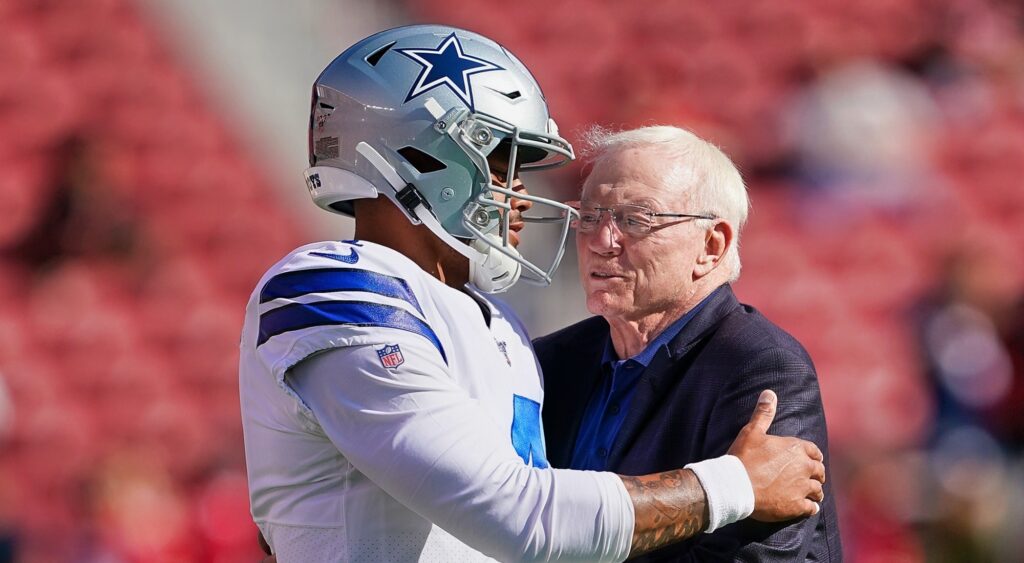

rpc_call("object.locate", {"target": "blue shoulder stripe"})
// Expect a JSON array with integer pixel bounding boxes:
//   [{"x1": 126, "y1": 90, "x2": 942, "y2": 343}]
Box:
[
  {"x1": 260, "y1": 268, "x2": 422, "y2": 314},
  {"x1": 257, "y1": 300, "x2": 447, "y2": 363}
]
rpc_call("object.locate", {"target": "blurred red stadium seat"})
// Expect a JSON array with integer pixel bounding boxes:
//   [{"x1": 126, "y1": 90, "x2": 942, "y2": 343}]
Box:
[
  {"x1": 3, "y1": 0, "x2": 1024, "y2": 560},
  {"x1": 196, "y1": 471, "x2": 262, "y2": 555},
  {"x1": 0, "y1": 2, "x2": 311, "y2": 560}
]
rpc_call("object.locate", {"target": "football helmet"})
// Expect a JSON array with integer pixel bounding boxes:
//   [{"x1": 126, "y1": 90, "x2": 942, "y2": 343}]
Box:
[{"x1": 304, "y1": 24, "x2": 577, "y2": 292}]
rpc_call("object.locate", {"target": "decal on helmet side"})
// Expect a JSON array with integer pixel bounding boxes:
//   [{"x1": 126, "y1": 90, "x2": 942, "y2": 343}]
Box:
[{"x1": 397, "y1": 32, "x2": 503, "y2": 111}]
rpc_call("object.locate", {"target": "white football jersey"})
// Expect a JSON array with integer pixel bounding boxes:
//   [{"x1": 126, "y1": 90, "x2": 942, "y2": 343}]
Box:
[{"x1": 239, "y1": 240, "x2": 633, "y2": 562}]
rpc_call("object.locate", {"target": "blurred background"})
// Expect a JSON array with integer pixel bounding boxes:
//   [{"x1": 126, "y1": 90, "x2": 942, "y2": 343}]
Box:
[{"x1": 1, "y1": 0, "x2": 1023, "y2": 561}]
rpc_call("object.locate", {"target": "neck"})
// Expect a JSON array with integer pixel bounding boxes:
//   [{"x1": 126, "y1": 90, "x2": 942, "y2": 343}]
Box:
[
  {"x1": 353, "y1": 199, "x2": 470, "y2": 288},
  {"x1": 606, "y1": 280, "x2": 723, "y2": 359}
]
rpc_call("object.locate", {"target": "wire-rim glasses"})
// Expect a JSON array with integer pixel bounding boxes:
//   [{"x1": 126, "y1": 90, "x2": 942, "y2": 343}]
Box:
[{"x1": 565, "y1": 201, "x2": 716, "y2": 236}]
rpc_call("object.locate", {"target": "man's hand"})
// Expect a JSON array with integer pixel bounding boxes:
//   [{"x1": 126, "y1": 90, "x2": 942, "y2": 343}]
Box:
[{"x1": 728, "y1": 389, "x2": 825, "y2": 521}]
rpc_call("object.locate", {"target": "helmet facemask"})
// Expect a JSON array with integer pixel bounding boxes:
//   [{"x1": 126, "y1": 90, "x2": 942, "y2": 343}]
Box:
[{"x1": 437, "y1": 107, "x2": 579, "y2": 292}]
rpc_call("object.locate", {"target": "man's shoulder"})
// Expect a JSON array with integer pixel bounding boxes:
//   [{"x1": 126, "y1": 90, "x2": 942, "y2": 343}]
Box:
[
  {"x1": 244, "y1": 240, "x2": 445, "y2": 372},
  {"x1": 249, "y1": 239, "x2": 438, "y2": 310},
  {"x1": 707, "y1": 300, "x2": 814, "y2": 366},
  {"x1": 258, "y1": 240, "x2": 420, "y2": 284}
]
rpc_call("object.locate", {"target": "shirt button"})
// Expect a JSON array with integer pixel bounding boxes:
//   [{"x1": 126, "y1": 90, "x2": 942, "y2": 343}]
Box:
[
  {"x1": 597, "y1": 448, "x2": 608, "y2": 458},
  {"x1": 608, "y1": 404, "x2": 620, "y2": 415}
]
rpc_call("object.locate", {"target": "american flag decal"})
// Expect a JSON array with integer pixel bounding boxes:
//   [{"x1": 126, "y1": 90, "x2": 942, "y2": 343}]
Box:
[{"x1": 376, "y1": 344, "x2": 404, "y2": 368}]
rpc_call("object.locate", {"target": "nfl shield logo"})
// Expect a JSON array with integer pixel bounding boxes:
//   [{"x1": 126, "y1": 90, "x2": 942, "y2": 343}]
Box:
[{"x1": 377, "y1": 344, "x2": 404, "y2": 369}]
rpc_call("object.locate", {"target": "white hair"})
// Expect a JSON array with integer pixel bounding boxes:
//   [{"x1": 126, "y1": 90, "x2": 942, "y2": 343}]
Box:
[{"x1": 581, "y1": 125, "x2": 750, "y2": 281}]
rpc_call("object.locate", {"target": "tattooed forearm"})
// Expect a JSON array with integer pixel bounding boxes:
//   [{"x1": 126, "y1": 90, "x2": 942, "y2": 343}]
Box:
[{"x1": 619, "y1": 469, "x2": 709, "y2": 558}]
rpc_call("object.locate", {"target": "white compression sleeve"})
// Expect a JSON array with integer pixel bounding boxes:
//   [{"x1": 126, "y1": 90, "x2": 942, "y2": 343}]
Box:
[{"x1": 684, "y1": 455, "x2": 755, "y2": 533}]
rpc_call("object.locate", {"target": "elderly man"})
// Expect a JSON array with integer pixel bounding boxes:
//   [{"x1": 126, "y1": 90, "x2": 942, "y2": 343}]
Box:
[{"x1": 536, "y1": 126, "x2": 842, "y2": 561}]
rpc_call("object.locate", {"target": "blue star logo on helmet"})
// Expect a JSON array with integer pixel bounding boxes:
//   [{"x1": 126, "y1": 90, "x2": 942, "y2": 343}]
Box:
[{"x1": 397, "y1": 32, "x2": 502, "y2": 111}]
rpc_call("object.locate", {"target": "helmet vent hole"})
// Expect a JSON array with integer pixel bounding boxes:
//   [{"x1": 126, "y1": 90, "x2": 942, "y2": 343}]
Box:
[
  {"x1": 365, "y1": 41, "x2": 396, "y2": 66},
  {"x1": 318, "y1": 102, "x2": 335, "y2": 110},
  {"x1": 398, "y1": 146, "x2": 447, "y2": 174},
  {"x1": 504, "y1": 91, "x2": 522, "y2": 100}
]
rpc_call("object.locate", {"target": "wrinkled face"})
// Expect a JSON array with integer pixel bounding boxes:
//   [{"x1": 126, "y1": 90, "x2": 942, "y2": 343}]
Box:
[{"x1": 576, "y1": 147, "x2": 707, "y2": 322}]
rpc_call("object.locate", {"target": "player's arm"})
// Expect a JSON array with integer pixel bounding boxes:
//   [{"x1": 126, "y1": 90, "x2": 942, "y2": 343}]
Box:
[
  {"x1": 290, "y1": 339, "x2": 632, "y2": 561},
  {"x1": 620, "y1": 389, "x2": 824, "y2": 559},
  {"x1": 251, "y1": 390, "x2": 819, "y2": 563},
  {"x1": 291, "y1": 342, "x2": 822, "y2": 562}
]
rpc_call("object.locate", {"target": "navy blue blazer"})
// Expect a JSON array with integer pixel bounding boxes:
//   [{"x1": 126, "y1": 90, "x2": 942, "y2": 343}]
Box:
[{"x1": 534, "y1": 285, "x2": 841, "y2": 562}]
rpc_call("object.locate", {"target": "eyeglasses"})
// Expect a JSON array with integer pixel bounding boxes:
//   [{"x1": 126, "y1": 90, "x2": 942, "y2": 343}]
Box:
[{"x1": 565, "y1": 201, "x2": 716, "y2": 236}]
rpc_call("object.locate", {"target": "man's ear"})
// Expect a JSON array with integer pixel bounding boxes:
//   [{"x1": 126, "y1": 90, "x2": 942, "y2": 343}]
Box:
[{"x1": 694, "y1": 220, "x2": 733, "y2": 278}]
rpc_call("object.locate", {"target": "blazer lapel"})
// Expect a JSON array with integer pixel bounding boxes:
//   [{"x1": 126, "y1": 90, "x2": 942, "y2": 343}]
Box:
[
  {"x1": 607, "y1": 285, "x2": 741, "y2": 468},
  {"x1": 558, "y1": 335, "x2": 607, "y2": 466},
  {"x1": 543, "y1": 318, "x2": 610, "y2": 468}
]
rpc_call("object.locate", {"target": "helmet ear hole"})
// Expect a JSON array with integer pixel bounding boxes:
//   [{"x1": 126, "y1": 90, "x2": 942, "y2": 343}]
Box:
[{"x1": 397, "y1": 146, "x2": 447, "y2": 174}]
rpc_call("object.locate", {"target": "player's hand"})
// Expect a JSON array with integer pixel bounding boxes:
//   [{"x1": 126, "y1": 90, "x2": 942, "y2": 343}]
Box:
[{"x1": 727, "y1": 389, "x2": 825, "y2": 522}]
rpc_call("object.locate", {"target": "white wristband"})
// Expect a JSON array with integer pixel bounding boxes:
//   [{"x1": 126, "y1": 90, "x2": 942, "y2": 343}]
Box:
[{"x1": 685, "y1": 454, "x2": 755, "y2": 533}]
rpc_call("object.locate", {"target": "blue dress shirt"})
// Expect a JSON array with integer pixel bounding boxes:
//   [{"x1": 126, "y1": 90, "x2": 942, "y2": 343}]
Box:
[{"x1": 568, "y1": 288, "x2": 719, "y2": 471}]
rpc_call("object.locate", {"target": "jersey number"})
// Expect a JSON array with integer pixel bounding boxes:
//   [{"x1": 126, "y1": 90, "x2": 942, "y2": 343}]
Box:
[{"x1": 511, "y1": 395, "x2": 549, "y2": 469}]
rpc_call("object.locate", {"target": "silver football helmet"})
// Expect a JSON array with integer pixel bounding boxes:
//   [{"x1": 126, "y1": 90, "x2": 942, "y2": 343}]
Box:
[{"x1": 304, "y1": 25, "x2": 577, "y2": 292}]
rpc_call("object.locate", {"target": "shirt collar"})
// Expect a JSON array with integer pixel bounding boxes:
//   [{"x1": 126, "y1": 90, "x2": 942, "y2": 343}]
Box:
[{"x1": 602, "y1": 285, "x2": 723, "y2": 368}]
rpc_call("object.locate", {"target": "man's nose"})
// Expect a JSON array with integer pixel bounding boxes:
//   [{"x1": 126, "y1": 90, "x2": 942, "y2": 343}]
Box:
[
  {"x1": 585, "y1": 213, "x2": 622, "y2": 254},
  {"x1": 510, "y1": 179, "x2": 532, "y2": 214}
]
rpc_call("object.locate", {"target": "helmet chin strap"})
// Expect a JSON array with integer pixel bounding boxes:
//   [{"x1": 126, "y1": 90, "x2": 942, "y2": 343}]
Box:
[
  {"x1": 469, "y1": 236, "x2": 522, "y2": 293},
  {"x1": 355, "y1": 141, "x2": 520, "y2": 292}
]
